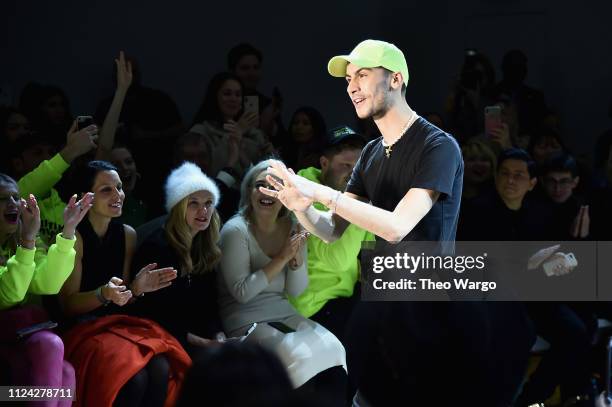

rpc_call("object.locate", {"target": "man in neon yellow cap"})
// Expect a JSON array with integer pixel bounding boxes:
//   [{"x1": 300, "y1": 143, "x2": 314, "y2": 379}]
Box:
[{"x1": 261, "y1": 39, "x2": 533, "y2": 406}]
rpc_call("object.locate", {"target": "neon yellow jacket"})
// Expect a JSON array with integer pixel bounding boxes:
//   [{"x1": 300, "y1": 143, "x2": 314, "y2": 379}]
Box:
[
  {"x1": 289, "y1": 167, "x2": 375, "y2": 318},
  {"x1": 0, "y1": 233, "x2": 76, "y2": 310},
  {"x1": 18, "y1": 154, "x2": 68, "y2": 245}
]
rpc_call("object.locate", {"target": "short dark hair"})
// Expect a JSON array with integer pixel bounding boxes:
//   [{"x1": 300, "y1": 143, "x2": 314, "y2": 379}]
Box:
[
  {"x1": 528, "y1": 126, "x2": 567, "y2": 155},
  {"x1": 540, "y1": 152, "x2": 578, "y2": 177},
  {"x1": 383, "y1": 68, "x2": 407, "y2": 97},
  {"x1": 177, "y1": 342, "x2": 292, "y2": 407},
  {"x1": 73, "y1": 160, "x2": 118, "y2": 194},
  {"x1": 498, "y1": 148, "x2": 537, "y2": 178},
  {"x1": 227, "y1": 43, "x2": 263, "y2": 71}
]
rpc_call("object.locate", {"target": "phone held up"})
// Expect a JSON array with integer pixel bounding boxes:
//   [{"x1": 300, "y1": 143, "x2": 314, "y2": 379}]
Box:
[
  {"x1": 484, "y1": 105, "x2": 502, "y2": 136},
  {"x1": 244, "y1": 96, "x2": 259, "y2": 117},
  {"x1": 76, "y1": 115, "x2": 94, "y2": 130}
]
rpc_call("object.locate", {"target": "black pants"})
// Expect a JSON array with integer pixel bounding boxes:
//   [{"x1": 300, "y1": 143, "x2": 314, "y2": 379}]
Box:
[
  {"x1": 345, "y1": 301, "x2": 534, "y2": 406},
  {"x1": 519, "y1": 302, "x2": 597, "y2": 404},
  {"x1": 114, "y1": 354, "x2": 169, "y2": 407}
]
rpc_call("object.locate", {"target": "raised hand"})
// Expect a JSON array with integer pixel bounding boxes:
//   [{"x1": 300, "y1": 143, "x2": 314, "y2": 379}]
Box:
[
  {"x1": 260, "y1": 161, "x2": 317, "y2": 212},
  {"x1": 237, "y1": 111, "x2": 259, "y2": 132},
  {"x1": 62, "y1": 193, "x2": 94, "y2": 239},
  {"x1": 488, "y1": 123, "x2": 512, "y2": 150},
  {"x1": 101, "y1": 277, "x2": 132, "y2": 306},
  {"x1": 186, "y1": 332, "x2": 222, "y2": 348},
  {"x1": 115, "y1": 50, "x2": 133, "y2": 93},
  {"x1": 278, "y1": 231, "x2": 307, "y2": 266},
  {"x1": 288, "y1": 227, "x2": 309, "y2": 269},
  {"x1": 570, "y1": 205, "x2": 590, "y2": 239},
  {"x1": 19, "y1": 194, "x2": 40, "y2": 245},
  {"x1": 131, "y1": 263, "x2": 178, "y2": 296},
  {"x1": 62, "y1": 120, "x2": 98, "y2": 163}
]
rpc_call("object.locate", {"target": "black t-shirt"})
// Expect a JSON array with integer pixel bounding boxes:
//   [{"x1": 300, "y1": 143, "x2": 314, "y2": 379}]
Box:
[{"x1": 346, "y1": 117, "x2": 463, "y2": 244}]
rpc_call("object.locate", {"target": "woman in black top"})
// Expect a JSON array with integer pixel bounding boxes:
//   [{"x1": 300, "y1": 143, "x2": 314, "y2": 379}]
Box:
[
  {"x1": 58, "y1": 160, "x2": 182, "y2": 407},
  {"x1": 131, "y1": 162, "x2": 223, "y2": 355}
]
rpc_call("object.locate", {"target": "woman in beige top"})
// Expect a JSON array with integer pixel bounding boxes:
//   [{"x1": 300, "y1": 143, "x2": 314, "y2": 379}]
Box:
[{"x1": 189, "y1": 72, "x2": 275, "y2": 177}]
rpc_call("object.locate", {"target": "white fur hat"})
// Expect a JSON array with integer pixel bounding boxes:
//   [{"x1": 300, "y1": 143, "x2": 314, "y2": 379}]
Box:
[{"x1": 165, "y1": 162, "x2": 220, "y2": 212}]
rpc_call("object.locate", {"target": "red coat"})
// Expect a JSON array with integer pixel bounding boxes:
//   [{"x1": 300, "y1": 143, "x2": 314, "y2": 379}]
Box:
[{"x1": 63, "y1": 314, "x2": 192, "y2": 407}]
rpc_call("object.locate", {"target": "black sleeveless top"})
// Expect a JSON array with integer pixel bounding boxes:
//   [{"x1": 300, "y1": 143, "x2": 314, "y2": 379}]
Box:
[{"x1": 77, "y1": 217, "x2": 126, "y2": 317}]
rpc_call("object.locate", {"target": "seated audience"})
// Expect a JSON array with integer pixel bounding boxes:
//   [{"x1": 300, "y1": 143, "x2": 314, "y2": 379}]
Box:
[
  {"x1": 131, "y1": 162, "x2": 224, "y2": 354},
  {"x1": 461, "y1": 137, "x2": 497, "y2": 201},
  {"x1": 0, "y1": 106, "x2": 31, "y2": 144},
  {"x1": 460, "y1": 149, "x2": 596, "y2": 406},
  {"x1": 446, "y1": 49, "x2": 496, "y2": 142},
  {"x1": 110, "y1": 141, "x2": 149, "y2": 227},
  {"x1": 280, "y1": 107, "x2": 327, "y2": 171},
  {"x1": 227, "y1": 43, "x2": 284, "y2": 142},
  {"x1": 289, "y1": 126, "x2": 373, "y2": 342},
  {"x1": 459, "y1": 148, "x2": 552, "y2": 240},
  {"x1": 173, "y1": 132, "x2": 240, "y2": 222},
  {"x1": 538, "y1": 152, "x2": 590, "y2": 239},
  {"x1": 95, "y1": 51, "x2": 184, "y2": 217},
  {"x1": 10, "y1": 122, "x2": 97, "y2": 246},
  {"x1": 528, "y1": 126, "x2": 567, "y2": 168},
  {"x1": 58, "y1": 161, "x2": 189, "y2": 407},
  {"x1": 190, "y1": 72, "x2": 273, "y2": 177},
  {"x1": 19, "y1": 83, "x2": 73, "y2": 147},
  {"x1": 0, "y1": 173, "x2": 91, "y2": 405},
  {"x1": 218, "y1": 159, "x2": 347, "y2": 404},
  {"x1": 492, "y1": 49, "x2": 549, "y2": 134}
]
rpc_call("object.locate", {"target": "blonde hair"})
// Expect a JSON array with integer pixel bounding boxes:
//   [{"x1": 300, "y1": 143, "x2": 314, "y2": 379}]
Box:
[
  {"x1": 164, "y1": 195, "x2": 222, "y2": 276},
  {"x1": 238, "y1": 159, "x2": 288, "y2": 223},
  {"x1": 462, "y1": 138, "x2": 498, "y2": 173}
]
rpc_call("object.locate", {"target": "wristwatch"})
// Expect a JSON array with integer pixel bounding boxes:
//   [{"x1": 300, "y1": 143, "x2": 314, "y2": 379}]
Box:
[{"x1": 95, "y1": 285, "x2": 111, "y2": 306}]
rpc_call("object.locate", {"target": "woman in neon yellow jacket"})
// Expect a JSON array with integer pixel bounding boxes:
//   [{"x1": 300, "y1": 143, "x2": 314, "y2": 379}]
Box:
[{"x1": 0, "y1": 172, "x2": 92, "y2": 407}]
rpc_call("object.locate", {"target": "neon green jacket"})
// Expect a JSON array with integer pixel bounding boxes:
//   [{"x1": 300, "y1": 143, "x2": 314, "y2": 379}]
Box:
[
  {"x1": 289, "y1": 167, "x2": 374, "y2": 318},
  {"x1": 18, "y1": 154, "x2": 68, "y2": 245},
  {"x1": 0, "y1": 233, "x2": 76, "y2": 310}
]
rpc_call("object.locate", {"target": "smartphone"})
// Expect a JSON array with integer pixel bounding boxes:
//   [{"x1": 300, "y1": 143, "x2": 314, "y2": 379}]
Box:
[
  {"x1": 16, "y1": 321, "x2": 58, "y2": 340},
  {"x1": 244, "y1": 322, "x2": 258, "y2": 337},
  {"x1": 223, "y1": 323, "x2": 258, "y2": 343},
  {"x1": 77, "y1": 115, "x2": 94, "y2": 130},
  {"x1": 484, "y1": 106, "x2": 502, "y2": 136},
  {"x1": 244, "y1": 96, "x2": 259, "y2": 116},
  {"x1": 268, "y1": 321, "x2": 296, "y2": 334}
]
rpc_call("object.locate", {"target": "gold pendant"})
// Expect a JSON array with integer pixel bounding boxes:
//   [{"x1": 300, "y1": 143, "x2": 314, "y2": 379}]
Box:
[{"x1": 385, "y1": 145, "x2": 392, "y2": 158}]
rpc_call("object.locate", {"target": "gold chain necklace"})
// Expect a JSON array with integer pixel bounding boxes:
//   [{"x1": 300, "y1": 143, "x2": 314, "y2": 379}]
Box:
[{"x1": 384, "y1": 113, "x2": 418, "y2": 158}]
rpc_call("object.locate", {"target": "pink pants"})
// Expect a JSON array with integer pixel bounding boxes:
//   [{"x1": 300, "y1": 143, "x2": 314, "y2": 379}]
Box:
[{"x1": 0, "y1": 330, "x2": 75, "y2": 407}]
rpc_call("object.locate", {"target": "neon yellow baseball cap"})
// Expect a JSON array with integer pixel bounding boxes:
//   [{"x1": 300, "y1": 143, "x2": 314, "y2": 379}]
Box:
[{"x1": 328, "y1": 39, "x2": 409, "y2": 86}]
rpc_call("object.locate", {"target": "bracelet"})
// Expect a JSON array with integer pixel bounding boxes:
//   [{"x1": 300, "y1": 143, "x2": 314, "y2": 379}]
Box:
[
  {"x1": 95, "y1": 285, "x2": 111, "y2": 306},
  {"x1": 19, "y1": 237, "x2": 36, "y2": 248},
  {"x1": 329, "y1": 190, "x2": 341, "y2": 214}
]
